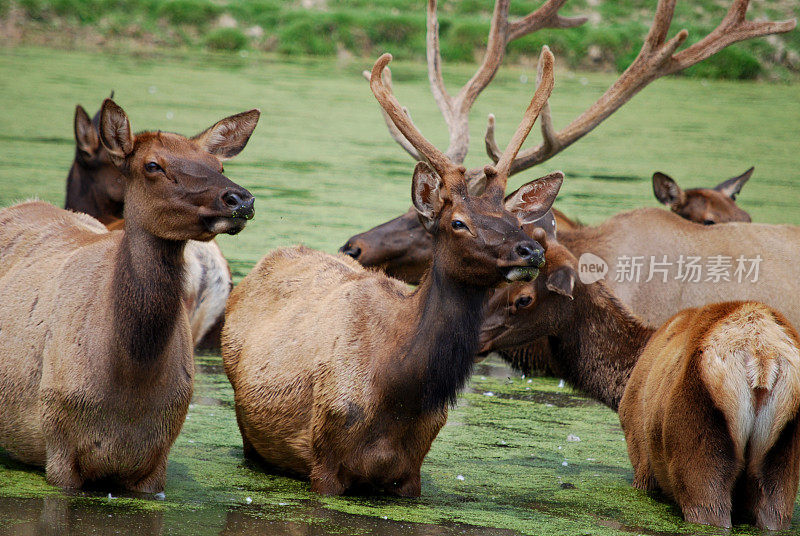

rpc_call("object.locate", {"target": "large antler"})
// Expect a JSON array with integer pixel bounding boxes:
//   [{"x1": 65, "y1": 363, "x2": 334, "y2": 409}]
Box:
[
  {"x1": 484, "y1": 0, "x2": 796, "y2": 180},
  {"x1": 370, "y1": 53, "x2": 464, "y2": 189},
  {"x1": 484, "y1": 47, "x2": 555, "y2": 197},
  {"x1": 365, "y1": 0, "x2": 586, "y2": 167}
]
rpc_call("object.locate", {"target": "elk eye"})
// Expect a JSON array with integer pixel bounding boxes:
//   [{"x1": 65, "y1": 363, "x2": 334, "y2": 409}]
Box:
[
  {"x1": 515, "y1": 295, "x2": 533, "y2": 308},
  {"x1": 703, "y1": 219, "x2": 714, "y2": 226},
  {"x1": 451, "y1": 219, "x2": 468, "y2": 231},
  {"x1": 145, "y1": 162, "x2": 163, "y2": 173}
]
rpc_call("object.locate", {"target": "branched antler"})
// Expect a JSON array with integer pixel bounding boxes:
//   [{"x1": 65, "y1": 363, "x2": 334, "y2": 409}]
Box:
[
  {"x1": 371, "y1": 0, "x2": 586, "y2": 167},
  {"x1": 484, "y1": 0, "x2": 796, "y2": 180}
]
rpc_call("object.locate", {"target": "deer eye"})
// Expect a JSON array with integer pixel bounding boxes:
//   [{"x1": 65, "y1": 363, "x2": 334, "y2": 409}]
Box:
[
  {"x1": 451, "y1": 219, "x2": 468, "y2": 231},
  {"x1": 703, "y1": 219, "x2": 714, "y2": 226},
  {"x1": 145, "y1": 162, "x2": 163, "y2": 173},
  {"x1": 515, "y1": 295, "x2": 533, "y2": 308}
]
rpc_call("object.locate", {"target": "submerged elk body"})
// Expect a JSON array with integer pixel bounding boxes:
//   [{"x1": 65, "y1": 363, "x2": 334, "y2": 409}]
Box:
[
  {"x1": 0, "y1": 99, "x2": 258, "y2": 491},
  {"x1": 480, "y1": 243, "x2": 800, "y2": 529},
  {"x1": 222, "y1": 50, "x2": 560, "y2": 496},
  {"x1": 68, "y1": 102, "x2": 233, "y2": 349}
]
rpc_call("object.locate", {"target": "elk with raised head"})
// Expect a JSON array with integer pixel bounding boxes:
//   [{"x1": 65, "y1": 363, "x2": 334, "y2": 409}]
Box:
[
  {"x1": 0, "y1": 99, "x2": 258, "y2": 492},
  {"x1": 652, "y1": 167, "x2": 753, "y2": 224},
  {"x1": 479, "y1": 240, "x2": 800, "y2": 530},
  {"x1": 339, "y1": 0, "x2": 793, "y2": 285},
  {"x1": 222, "y1": 49, "x2": 561, "y2": 497},
  {"x1": 68, "y1": 101, "x2": 233, "y2": 349}
]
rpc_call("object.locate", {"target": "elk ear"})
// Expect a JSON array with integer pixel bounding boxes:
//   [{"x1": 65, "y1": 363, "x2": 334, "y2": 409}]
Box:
[
  {"x1": 74, "y1": 105, "x2": 99, "y2": 157},
  {"x1": 192, "y1": 109, "x2": 260, "y2": 160},
  {"x1": 546, "y1": 265, "x2": 576, "y2": 299},
  {"x1": 411, "y1": 162, "x2": 443, "y2": 232},
  {"x1": 652, "y1": 172, "x2": 686, "y2": 207},
  {"x1": 99, "y1": 99, "x2": 133, "y2": 164},
  {"x1": 504, "y1": 171, "x2": 563, "y2": 224},
  {"x1": 714, "y1": 166, "x2": 753, "y2": 200}
]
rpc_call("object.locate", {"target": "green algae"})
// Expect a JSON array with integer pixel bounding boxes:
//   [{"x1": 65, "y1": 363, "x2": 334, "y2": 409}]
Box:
[{"x1": 0, "y1": 47, "x2": 799, "y2": 534}]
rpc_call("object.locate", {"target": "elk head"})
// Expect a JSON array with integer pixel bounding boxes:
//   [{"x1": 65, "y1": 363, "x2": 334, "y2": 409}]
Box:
[
  {"x1": 479, "y1": 236, "x2": 578, "y2": 355},
  {"x1": 98, "y1": 99, "x2": 259, "y2": 241},
  {"x1": 652, "y1": 167, "x2": 753, "y2": 225},
  {"x1": 69, "y1": 102, "x2": 126, "y2": 221},
  {"x1": 339, "y1": 207, "x2": 431, "y2": 284},
  {"x1": 367, "y1": 49, "x2": 561, "y2": 286}
]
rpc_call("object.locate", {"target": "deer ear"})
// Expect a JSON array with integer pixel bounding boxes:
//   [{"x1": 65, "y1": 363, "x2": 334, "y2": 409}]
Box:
[
  {"x1": 74, "y1": 105, "x2": 99, "y2": 157},
  {"x1": 714, "y1": 166, "x2": 753, "y2": 200},
  {"x1": 504, "y1": 171, "x2": 563, "y2": 224},
  {"x1": 546, "y1": 265, "x2": 576, "y2": 299},
  {"x1": 192, "y1": 109, "x2": 260, "y2": 160},
  {"x1": 99, "y1": 99, "x2": 133, "y2": 163},
  {"x1": 411, "y1": 162, "x2": 443, "y2": 232},
  {"x1": 652, "y1": 172, "x2": 686, "y2": 207}
]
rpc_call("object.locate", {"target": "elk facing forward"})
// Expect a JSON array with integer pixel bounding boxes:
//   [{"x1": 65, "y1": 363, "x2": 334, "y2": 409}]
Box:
[
  {"x1": 479, "y1": 243, "x2": 800, "y2": 529},
  {"x1": 68, "y1": 101, "x2": 233, "y2": 349},
  {"x1": 0, "y1": 99, "x2": 258, "y2": 492},
  {"x1": 222, "y1": 50, "x2": 561, "y2": 496}
]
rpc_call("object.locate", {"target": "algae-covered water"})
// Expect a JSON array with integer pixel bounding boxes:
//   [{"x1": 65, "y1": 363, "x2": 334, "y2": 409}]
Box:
[{"x1": 0, "y1": 47, "x2": 799, "y2": 535}]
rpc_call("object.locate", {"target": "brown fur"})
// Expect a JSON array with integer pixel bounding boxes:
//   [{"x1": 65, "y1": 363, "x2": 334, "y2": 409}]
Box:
[
  {"x1": 0, "y1": 99, "x2": 258, "y2": 492},
  {"x1": 480, "y1": 244, "x2": 800, "y2": 529},
  {"x1": 66, "y1": 102, "x2": 234, "y2": 349},
  {"x1": 222, "y1": 175, "x2": 558, "y2": 496},
  {"x1": 653, "y1": 167, "x2": 753, "y2": 224},
  {"x1": 223, "y1": 51, "x2": 561, "y2": 497}
]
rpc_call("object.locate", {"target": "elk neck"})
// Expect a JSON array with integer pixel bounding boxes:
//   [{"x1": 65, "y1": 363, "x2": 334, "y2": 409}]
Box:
[
  {"x1": 111, "y1": 218, "x2": 186, "y2": 367},
  {"x1": 386, "y1": 257, "x2": 486, "y2": 415},
  {"x1": 551, "y1": 280, "x2": 654, "y2": 411}
]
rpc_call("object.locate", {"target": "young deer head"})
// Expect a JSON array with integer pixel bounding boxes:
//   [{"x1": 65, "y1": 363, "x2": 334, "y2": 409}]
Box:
[
  {"x1": 652, "y1": 167, "x2": 753, "y2": 225},
  {"x1": 67, "y1": 102, "x2": 126, "y2": 223},
  {"x1": 479, "y1": 235, "x2": 578, "y2": 355},
  {"x1": 98, "y1": 98, "x2": 259, "y2": 241},
  {"x1": 368, "y1": 50, "x2": 561, "y2": 286}
]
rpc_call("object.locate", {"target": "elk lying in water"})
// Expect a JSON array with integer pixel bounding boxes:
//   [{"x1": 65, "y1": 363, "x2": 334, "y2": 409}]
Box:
[
  {"x1": 340, "y1": 0, "x2": 792, "y2": 286},
  {"x1": 652, "y1": 167, "x2": 753, "y2": 224},
  {"x1": 480, "y1": 242, "x2": 800, "y2": 530},
  {"x1": 222, "y1": 49, "x2": 560, "y2": 496},
  {"x1": 68, "y1": 102, "x2": 233, "y2": 349},
  {"x1": 0, "y1": 99, "x2": 258, "y2": 491}
]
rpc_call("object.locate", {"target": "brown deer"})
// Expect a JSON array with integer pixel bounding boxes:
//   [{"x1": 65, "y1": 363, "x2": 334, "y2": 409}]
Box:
[
  {"x1": 221, "y1": 49, "x2": 561, "y2": 497},
  {"x1": 479, "y1": 241, "x2": 800, "y2": 530},
  {"x1": 339, "y1": 0, "x2": 793, "y2": 285},
  {"x1": 652, "y1": 167, "x2": 753, "y2": 224},
  {"x1": 0, "y1": 99, "x2": 258, "y2": 492},
  {"x1": 68, "y1": 101, "x2": 233, "y2": 350}
]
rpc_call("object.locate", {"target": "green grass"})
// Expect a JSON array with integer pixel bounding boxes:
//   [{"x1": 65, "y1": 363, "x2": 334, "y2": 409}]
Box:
[
  {"x1": 3, "y1": 0, "x2": 799, "y2": 79},
  {"x1": 0, "y1": 47, "x2": 799, "y2": 534}
]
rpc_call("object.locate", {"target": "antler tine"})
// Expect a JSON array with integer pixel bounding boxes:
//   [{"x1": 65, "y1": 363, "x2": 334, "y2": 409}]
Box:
[
  {"x1": 371, "y1": 0, "x2": 586, "y2": 166},
  {"x1": 484, "y1": 114, "x2": 502, "y2": 164},
  {"x1": 485, "y1": 47, "x2": 555, "y2": 189},
  {"x1": 369, "y1": 54, "x2": 457, "y2": 181},
  {"x1": 480, "y1": 0, "x2": 795, "y2": 181},
  {"x1": 362, "y1": 69, "x2": 423, "y2": 161}
]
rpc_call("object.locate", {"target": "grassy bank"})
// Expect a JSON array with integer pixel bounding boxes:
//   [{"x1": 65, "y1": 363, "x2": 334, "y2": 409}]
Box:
[{"x1": 1, "y1": 0, "x2": 798, "y2": 80}]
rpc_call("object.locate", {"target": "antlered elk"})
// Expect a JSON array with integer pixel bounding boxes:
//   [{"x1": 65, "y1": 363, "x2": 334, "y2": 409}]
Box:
[
  {"x1": 652, "y1": 167, "x2": 753, "y2": 224},
  {"x1": 68, "y1": 101, "x2": 233, "y2": 349},
  {"x1": 340, "y1": 0, "x2": 794, "y2": 284},
  {"x1": 479, "y1": 242, "x2": 800, "y2": 530},
  {"x1": 0, "y1": 99, "x2": 258, "y2": 492},
  {"x1": 222, "y1": 49, "x2": 561, "y2": 496}
]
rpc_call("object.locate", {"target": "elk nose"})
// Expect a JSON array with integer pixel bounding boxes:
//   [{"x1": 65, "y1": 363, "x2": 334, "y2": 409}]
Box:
[
  {"x1": 339, "y1": 241, "x2": 362, "y2": 259},
  {"x1": 221, "y1": 189, "x2": 255, "y2": 220},
  {"x1": 515, "y1": 242, "x2": 544, "y2": 266}
]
